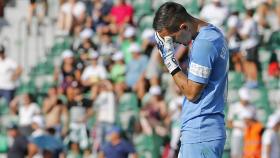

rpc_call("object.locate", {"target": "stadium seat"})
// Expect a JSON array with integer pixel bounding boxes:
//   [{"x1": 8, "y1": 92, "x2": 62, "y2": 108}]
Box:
[
  {"x1": 258, "y1": 49, "x2": 271, "y2": 66},
  {"x1": 16, "y1": 81, "x2": 36, "y2": 95},
  {"x1": 249, "y1": 88, "x2": 272, "y2": 124},
  {"x1": 138, "y1": 14, "x2": 154, "y2": 31},
  {"x1": 152, "y1": 0, "x2": 169, "y2": 10},
  {"x1": 0, "y1": 99, "x2": 8, "y2": 116},
  {"x1": 249, "y1": 88, "x2": 269, "y2": 108},
  {"x1": 134, "y1": 134, "x2": 155, "y2": 158},
  {"x1": 264, "y1": 76, "x2": 279, "y2": 89},
  {"x1": 183, "y1": 0, "x2": 200, "y2": 15},
  {"x1": 0, "y1": 134, "x2": 8, "y2": 153},
  {"x1": 132, "y1": 0, "x2": 153, "y2": 22},
  {"x1": 227, "y1": 0, "x2": 245, "y2": 13},
  {"x1": 266, "y1": 31, "x2": 280, "y2": 50},
  {"x1": 228, "y1": 71, "x2": 244, "y2": 89}
]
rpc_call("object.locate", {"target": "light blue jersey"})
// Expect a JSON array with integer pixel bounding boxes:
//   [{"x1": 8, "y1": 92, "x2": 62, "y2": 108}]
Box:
[{"x1": 181, "y1": 24, "x2": 229, "y2": 144}]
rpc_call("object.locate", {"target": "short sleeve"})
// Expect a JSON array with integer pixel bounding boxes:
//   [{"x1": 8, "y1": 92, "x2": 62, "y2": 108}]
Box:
[
  {"x1": 239, "y1": 20, "x2": 252, "y2": 36},
  {"x1": 262, "y1": 130, "x2": 273, "y2": 145},
  {"x1": 81, "y1": 67, "x2": 90, "y2": 81},
  {"x1": 188, "y1": 39, "x2": 216, "y2": 84},
  {"x1": 227, "y1": 16, "x2": 238, "y2": 28},
  {"x1": 123, "y1": 141, "x2": 136, "y2": 153},
  {"x1": 33, "y1": 104, "x2": 41, "y2": 114},
  {"x1": 8, "y1": 59, "x2": 18, "y2": 70}
]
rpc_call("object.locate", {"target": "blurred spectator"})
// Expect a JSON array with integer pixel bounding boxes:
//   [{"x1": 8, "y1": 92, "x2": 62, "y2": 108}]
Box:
[
  {"x1": 67, "y1": 141, "x2": 82, "y2": 158},
  {"x1": 110, "y1": 51, "x2": 126, "y2": 83},
  {"x1": 125, "y1": 43, "x2": 148, "y2": 89},
  {"x1": 98, "y1": 126, "x2": 137, "y2": 158},
  {"x1": 93, "y1": 80, "x2": 116, "y2": 146},
  {"x1": 74, "y1": 28, "x2": 97, "y2": 53},
  {"x1": 106, "y1": 0, "x2": 134, "y2": 34},
  {"x1": 268, "y1": 52, "x2": 279, "y2": 78},
  {"x1": 200, "y1": 0, "x2": 229, "y2": 29},
  {"x1": 141, "y1": 86, "x2": 168, "y2": 137},
  {"x1": 141, "y1": 29, "x2": 156, "y2": 56},
  {"x1": 57, "y1": 0, "x2": 86, "y2": 35},
  {"x1": 0, "y1": 45, "x2": 22, "y2": 104},
  {"x1": 10, "y1": 93, "x2": 40, "y2": 136},
  {"x1": 89, "y1": 0, "x2": 113, "y2": 31},
  {"x1": 242, "y1": 110, "x2": 263, "y2": 158},
  {"x1": 110, "y1": 0, "x2": 133, "y2": 26},
  {"x1": 243, "y1": 0, "x2": 273, "y2": 10},
  {"x1": 55, "y1": 50, "x2": 81, "y2": 93},
  {"x1": 120, "y1": 25, "x2": 137, "y2": 63},
  {"x1": 239, "y1": 9, "x2": 260, "y2": 88},
  {"x1": 2, "y1": 101, "x2": 19, "y2": 127},
  {"x1": 141, "y1": 30, "x2": 165, "y2": 90},
  {"x1": 28, "y1": 115, "x2": 45, "y2": 157},
  {"x1": 132, "y1": 118, "x2": 154, "y2": 158},
  {"x1": 28, "y1": 122, "x2": 64, "y2": 158},
  {"x1": 165, "y1": 89, "x2": 183, "y2": 158},
  {"x1": 227, "y1": 11, "x2": 242, "y2": 71},
  {"x1": 0, "y1": 0, "x2": 4, "y2": 17},
  {"x1": 81, "y1": 51, "x2": 108, "y2": 87},
  {"x1": 27, "y1": 0, "x2": 48, "y2": 35},
  {"x1": 277, "y1": 3, "x2": 280, "y2": 27},
  {"x1": 262, "y1": 114, "x2": 280, "y2": 158},
  {"x1": 114, "y1": 81, "x2": 138, "y2": 137},
  {"x1": 99, "y1": 32, "x2": 116, "y2": 57},
  {"x1": 7, "y1": 124, "x2": 28, "y2": 158},
  {"x1": 227, "y1": 87, "x2": 257, "y2": 158},
  {"x1": 43, "y1": 98, "x2": 68, "y2": 137},
  {"x1": 67, "y1": 86, "x2": 92, "y2": 150}
]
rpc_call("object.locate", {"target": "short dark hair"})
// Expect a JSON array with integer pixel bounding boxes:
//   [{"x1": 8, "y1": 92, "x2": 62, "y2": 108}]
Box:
[
  {"x1": 153, "y1": 2, "x2": 191, "y2": 33},
  {"x1": 246, "y1": 9, "x2": 255, "y2": 17}
]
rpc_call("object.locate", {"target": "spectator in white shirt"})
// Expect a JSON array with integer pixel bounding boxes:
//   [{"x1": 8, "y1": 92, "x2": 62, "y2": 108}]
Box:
[
  {"x1": 57, "y1": 0, "x2": 86, "y2": 34},
  {"x1": 0, "y1": 45, "x2": 22, "y2": 103},
  {"x1": 227, "y1": 87, "x2": 257, "y2": 158},
  {"x1": 227, "y1": 11, "x2": 243, "y2": 72},
  {"x1": 254, "y1": 2, "x2": 280, "y2": 42},
  {"x1": 262, "y1": 114, "x2": 280, "y2": 158},
  {"x1": 81, "y1": 51, "x2": 107, "y2": 87},
  {"x1": 10, "y1": 93, "x2": 40, "y2": 136},
  {"x1": 200, "y1": 0, "x2": 229, "y2": 29},
  {"x1": 239, "y1": 9, "x2": 260, "y2": 88},
  {"x1": 93, "y1": 80, "x2": 116, "y2": 146}
]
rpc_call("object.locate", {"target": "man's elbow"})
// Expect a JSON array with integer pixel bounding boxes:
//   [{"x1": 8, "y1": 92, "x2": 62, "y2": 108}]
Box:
[{"x1": 186, "y1": 93, "x2": 200, "y2": 102}]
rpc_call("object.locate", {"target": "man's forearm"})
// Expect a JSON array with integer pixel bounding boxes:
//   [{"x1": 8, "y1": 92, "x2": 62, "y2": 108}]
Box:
[{"x1": 172, "y1": 71, "x2": 202, "y2": 102}]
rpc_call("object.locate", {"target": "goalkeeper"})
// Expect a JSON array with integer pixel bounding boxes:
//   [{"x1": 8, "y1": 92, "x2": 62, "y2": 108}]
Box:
[{"x1": 153, "y1": 2, "x2": 229, "y2": 158}]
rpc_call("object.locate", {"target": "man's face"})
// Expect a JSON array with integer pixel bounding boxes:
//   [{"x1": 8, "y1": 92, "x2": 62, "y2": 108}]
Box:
[
  {"x1": 8, "y1": 129, "x2": 17, "y2": 137},
  {"x1": 158, "y1": 23, "x2": 192, "y2": 46}
]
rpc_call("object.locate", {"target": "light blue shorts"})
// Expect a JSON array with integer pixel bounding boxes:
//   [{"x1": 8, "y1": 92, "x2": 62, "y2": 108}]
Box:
[{"x1": 178, "y1": 139, "x2": 225, "y2": 158}]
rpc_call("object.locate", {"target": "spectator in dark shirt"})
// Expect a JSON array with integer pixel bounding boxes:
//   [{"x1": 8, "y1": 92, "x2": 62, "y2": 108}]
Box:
[
  {"x1": 98, "y1": 126, "x2": 137, "y2": 158},
  {"x1": 7, "y1": 124, "x2": 28, "y2": 158}
]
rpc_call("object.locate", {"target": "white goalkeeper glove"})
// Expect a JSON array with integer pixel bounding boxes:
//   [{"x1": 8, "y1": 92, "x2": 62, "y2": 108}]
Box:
[{"x1": 155, "y1": 32, "x2": 181, "y2": 75}]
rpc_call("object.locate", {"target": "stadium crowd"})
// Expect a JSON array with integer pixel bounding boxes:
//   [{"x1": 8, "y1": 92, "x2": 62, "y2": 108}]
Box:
[{"x1": 0, "y1": 0, "x2": 280, "y2": 158}]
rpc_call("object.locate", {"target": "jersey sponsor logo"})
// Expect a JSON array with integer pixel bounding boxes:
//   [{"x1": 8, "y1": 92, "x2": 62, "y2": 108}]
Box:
[
  {"x1": 220, "y1": 47, "x2": 227, "y2": 59},
  {"x1": 189, "y1": 62, "x2": 211, "y2": 78}
]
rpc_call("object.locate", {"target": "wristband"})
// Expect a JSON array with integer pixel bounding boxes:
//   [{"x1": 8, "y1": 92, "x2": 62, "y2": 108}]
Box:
[
  {"x1": 164, "y1": 55, "x2": 181, "y2": 75},
  {"x1": 171, "y1": 67, "x2": 181, "y2": 76}
]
